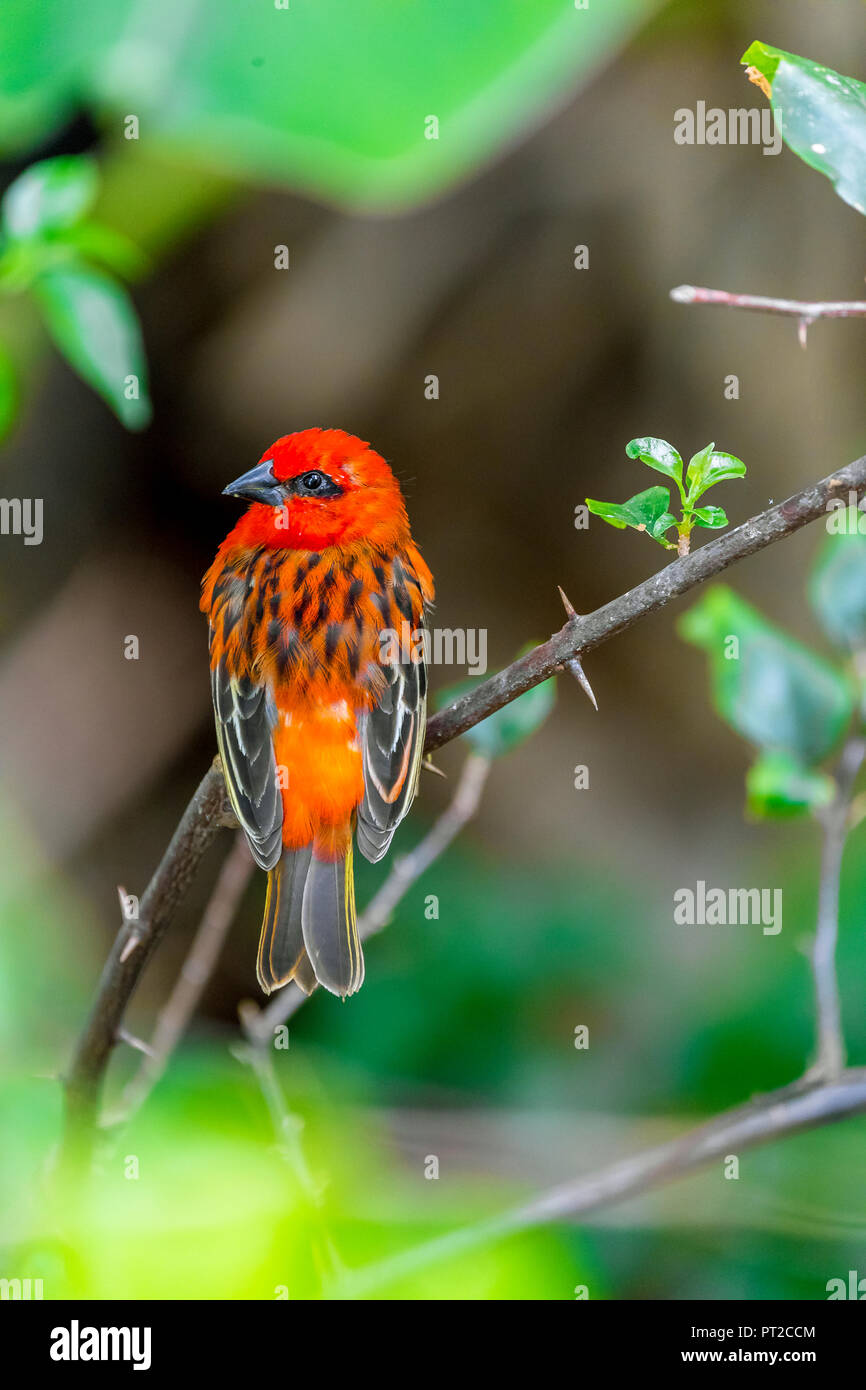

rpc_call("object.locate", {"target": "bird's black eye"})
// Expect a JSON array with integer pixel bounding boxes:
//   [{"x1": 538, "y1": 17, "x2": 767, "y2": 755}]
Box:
[{"x1": 293, "y1": 469, "x2": 343, "y2": 499}]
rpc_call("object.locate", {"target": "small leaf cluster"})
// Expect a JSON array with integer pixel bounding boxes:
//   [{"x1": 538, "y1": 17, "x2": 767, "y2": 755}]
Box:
[
  {"x1": 0, "y1": 156, "x2": 151, "y2": 436},
  {"x1": 587, "y1": 437, "x2": 746, "y2": 554},
  {"x1": 679, "y1": 509, "x2": 866, "y2": 819}
]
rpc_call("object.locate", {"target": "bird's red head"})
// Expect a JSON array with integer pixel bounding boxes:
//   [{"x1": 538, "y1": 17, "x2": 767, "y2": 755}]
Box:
[{"x1": 222, "y1": 428, "x2": 408, "y2": 552}]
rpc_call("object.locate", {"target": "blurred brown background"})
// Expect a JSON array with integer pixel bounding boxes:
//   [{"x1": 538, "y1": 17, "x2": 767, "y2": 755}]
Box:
[{"x1": 1, "y1": 0, "x2": 864, "y2": 1015}]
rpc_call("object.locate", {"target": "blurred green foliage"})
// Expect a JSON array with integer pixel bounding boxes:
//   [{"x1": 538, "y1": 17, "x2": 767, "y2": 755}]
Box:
[
  {"x1": 439, "y1": 650, "x2": 556, "y2": 759},
  {"x1": 680, "y1": 585, "x2": 853, "y2": 767},
  {"x1": 0, "y1": 0, "x2": 658, "y2": 209},
  {"x1": 809, "y1": 508, "x2": 866, "y2": 651},
  {"x1": 680, "y1": 508, "x2": 866, "y2": 817},
  {"x1": 0, "y1": 156, "x2": 150, "y2": 432},
  {"x1": 4, "y1": 772, "x2": 866, "y2": 1298}
]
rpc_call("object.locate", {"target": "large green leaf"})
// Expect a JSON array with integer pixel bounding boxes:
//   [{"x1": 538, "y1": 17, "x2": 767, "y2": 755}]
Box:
[
  {"x1": 808, "y1": 507, "x2": 866, "y2": 650},
  {"x1": 34, "y1": 266, "x2": 150, "y2": 429},
  {"x1": 679, "y1": 585, "x2": 853, "y2": 764},
  {"x1": 0, "y1": 0, "x2": 658, "y2": 208},
  {"x1": 742, "y1": 41, "x2": 866, "y2": 218},
  {"x1": 0, "y1": 0, "x2": 122, "y2": 154}
]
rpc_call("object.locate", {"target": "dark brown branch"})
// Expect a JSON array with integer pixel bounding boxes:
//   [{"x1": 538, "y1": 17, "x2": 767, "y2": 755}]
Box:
[{"x1": 60, "y1": 452, "x2": 866, "y2": 1177}]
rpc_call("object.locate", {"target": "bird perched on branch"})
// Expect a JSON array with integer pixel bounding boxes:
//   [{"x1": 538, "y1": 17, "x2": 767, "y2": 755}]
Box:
[{"x1": 201, "y1": 429, "x2": 434, "y2": 998}]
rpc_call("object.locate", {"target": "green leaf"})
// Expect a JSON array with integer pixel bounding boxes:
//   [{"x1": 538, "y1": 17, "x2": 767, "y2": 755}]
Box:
[
  {"x1": 0, "y1": 1, "x2": 660, "y2": 210},
  {"x1": 439, "y1": 659, "x2": 556, "y2": 758},
  {"x1": 649, "y1": 511, "x2": 678, "y2": 541},
  {"x1": 34, "y1": 265, "x2": 151, "y2": 430},
  {"x1": 746, "y1": 750, "x2": 835, "y2": 820},
  {"x1": 625, "y1": 436, "x2": 683, "y2": 483},
  {"x1": 741, "y1": 42, "x2": 866, "y2": 219},
  {"x1": 587, "y1": 486, "x2": 673, "y2": 537},
  {"x1": 1, "y1": 155, "x2": 98, "y2": 240},
  {"x1": 692, "y1": 505, "x2": 728, "y2": 529},
  {"x1": 0, "y1": 346, "x2": 17, "y2": 441},
  {"x1": 678, "y1": 585, "x2": 853, "y2": 764},
  {"x1": 686, "y1": 444, "x2": 746, "y2": 498},
  {"x1": 808, "y1": 506, "x2": 866, "y2": 649}
]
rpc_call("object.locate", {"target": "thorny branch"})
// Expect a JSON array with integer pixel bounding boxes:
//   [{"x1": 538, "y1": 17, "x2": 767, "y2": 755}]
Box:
[
  {"x1": 60, "y1": 451, "x2": 866, "y2": 1200},
  {"x1": 426, "y1": 453, "x2": 866, "y2": 749},
  {"x1": 671, "y1": 284, "x2": 866, "y2": 348}
]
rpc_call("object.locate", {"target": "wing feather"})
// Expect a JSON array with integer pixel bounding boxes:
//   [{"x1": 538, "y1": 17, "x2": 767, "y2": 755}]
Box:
[
  {"x1": 210, "y1": 657, "x2": 283, "y2": 870},
  {"x1": 357, "y1": 632, "x2": 428, "y2": 865}
]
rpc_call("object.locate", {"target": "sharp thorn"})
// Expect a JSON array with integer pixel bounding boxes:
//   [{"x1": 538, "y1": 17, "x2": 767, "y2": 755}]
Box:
[
  {"x1": 557, "y1": 585, "x2": 577, "y2": 619},
  {"x1": 116, "y1": 1028, "x2": 156, "y2": 1057},
  {"x1": 421, "y1": 757, "x2": 448, "y2": 779},
  {"x1": 119, "y1": 933, "x2": 142, "y2": 963},
  {"x1": 557, "y1": 588, "x2": 598, "y2": 709},
  {"x1": 566, "y1": 656, "x2": 599, "y2": 711},
  {"x1": 798, "y1": 316, "x2": 810, "y2": 349}
]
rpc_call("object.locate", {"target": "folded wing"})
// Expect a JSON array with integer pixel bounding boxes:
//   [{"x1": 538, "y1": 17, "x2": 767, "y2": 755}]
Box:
[
  {"x1": 356, "y1": 642, "x2": 427, "y2": 865},
  {"x1": 210, "y1": 653, "x2": 283, "y2": 870}
]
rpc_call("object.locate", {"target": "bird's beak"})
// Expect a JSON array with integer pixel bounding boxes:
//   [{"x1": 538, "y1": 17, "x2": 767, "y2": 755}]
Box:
[{"x1": 222, "y1": 458, "x2": 284, "y2": 506}]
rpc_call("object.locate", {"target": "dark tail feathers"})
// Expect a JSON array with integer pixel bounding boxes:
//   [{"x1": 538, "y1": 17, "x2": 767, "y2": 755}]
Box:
[{"x1": 256, "y1": 843, "x2": 364, "y2": 998}]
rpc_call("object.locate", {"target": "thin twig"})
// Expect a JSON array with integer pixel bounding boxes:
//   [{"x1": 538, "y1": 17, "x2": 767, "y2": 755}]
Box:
[
  {"x1": 235, "y1": 1003, "x2": 346, "y2": 1287},
  {"x1": 805, "y1": 738, "x2": 866, "y2": 1082},
  {"x1": 671, "y1": 284, "x2": 866, "y2": 348},
  {"x1": 245, "y1": 752, "x2": 492, "y2": 1045},
  {"x1": 114, "y1": 831, "x2": 254, "y2": 1123},
  {"x1": 333, "y1": 1068, "x2": 866, "y2": 1297},
  {"x1": 60, "y1": 452, "x2": 866, "y2": 1175}
]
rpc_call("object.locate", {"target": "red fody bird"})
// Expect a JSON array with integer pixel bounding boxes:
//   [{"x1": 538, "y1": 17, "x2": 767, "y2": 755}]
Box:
[{"x1": 201, "y1": 429, "x2": 434, "y2": 998}]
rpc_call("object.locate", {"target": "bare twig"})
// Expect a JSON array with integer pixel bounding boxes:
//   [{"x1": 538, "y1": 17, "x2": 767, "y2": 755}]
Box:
[
  {"x1": 235, "y1": 1005, "x2": 346, "y2": 1286},
  {"x1": 333, "y1": 1068, "x2": 866, "y2": 1297},
  {"x1": 61, "y1": 452, "x2": 866, "y2": 1175},
  {"x1": 671, "y1": 284, "x2": 866, "y2": 349},
  {"x1": 245, "y1": 752, "x2": 492, "y2": 1045},
  {"x1": 805, "y1": 738, "x2": 866, "y2": 1082},
  {"x1": 114, "y1": 831, "x2": 254, "y2": 1122}
]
